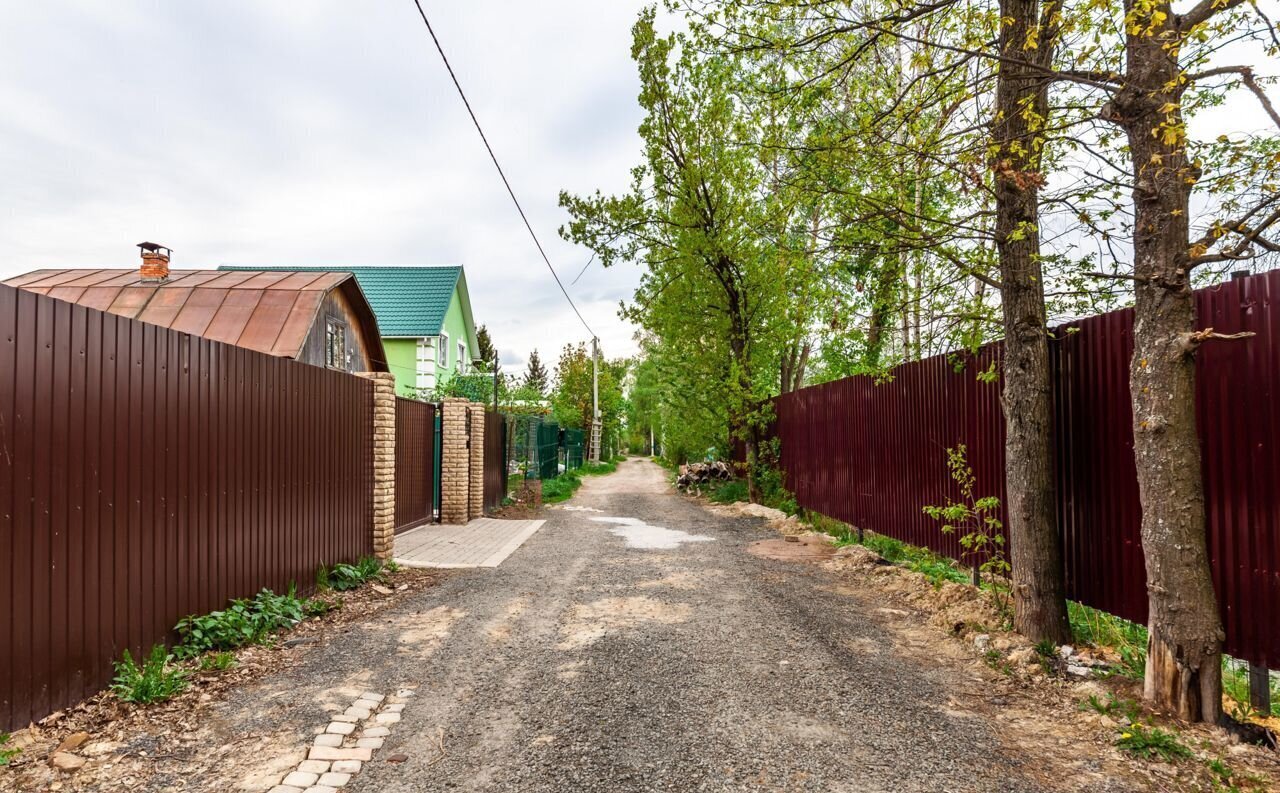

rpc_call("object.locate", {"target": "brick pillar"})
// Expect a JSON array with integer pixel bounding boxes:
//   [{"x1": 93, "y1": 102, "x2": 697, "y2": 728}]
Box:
[
  {"x1": 441, "y1": 398, "x2": 473, "y2": 524},
  {"x1": 359, "y1": 372, "x2": 396, "y2": 559},
  {"x1": 469, "y1": 401, "x2": 486, "y2": 518}
]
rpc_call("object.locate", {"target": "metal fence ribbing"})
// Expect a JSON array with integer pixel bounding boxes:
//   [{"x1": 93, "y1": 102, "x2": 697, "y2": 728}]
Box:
[
  {"x1": 0, "y1": 284, "x2": 375, "y2": 731},
  {"x1": 773, "y1": 270, "x2": 1280, "y2": 667}
]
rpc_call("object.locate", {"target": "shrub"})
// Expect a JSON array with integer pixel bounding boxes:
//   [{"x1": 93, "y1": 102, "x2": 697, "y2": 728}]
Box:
[
  {"x1": 175, "y1": 586, "x2": 308, "y2": 656},
  {"x1": 111, "y1": 645, "x2": 188, "y2": 704},
  {"x1": 922, "y1": 445, "x2": 1007, "y2": 595},
  {"x1": 0, "y1": 732, "x2": 19, "y2": 766}
]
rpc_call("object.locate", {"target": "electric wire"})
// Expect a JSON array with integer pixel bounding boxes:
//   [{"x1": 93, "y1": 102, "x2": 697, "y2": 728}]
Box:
[{"x1": 409, "y1": 0, "x2": 596, "y2": 340}]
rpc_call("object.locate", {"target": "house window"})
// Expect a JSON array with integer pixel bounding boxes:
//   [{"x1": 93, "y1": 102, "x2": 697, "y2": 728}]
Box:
[
  {"x1": 325, "y1": 320, "x2": 346, "y2": 369},
  {"x1": 438, "y1": 333, "x2": 449, "y2": 367},
  {"x1": 458, "y1": 341, "x2": 467, "y2": 373},
  {"x1": 416, "y1": 339, "x2": 433, "y2": 389}
]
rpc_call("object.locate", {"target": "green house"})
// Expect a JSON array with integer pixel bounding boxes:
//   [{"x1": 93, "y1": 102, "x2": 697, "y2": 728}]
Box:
[{"x1": 220, "y1": 265, "x2": 481, "y2": 397}]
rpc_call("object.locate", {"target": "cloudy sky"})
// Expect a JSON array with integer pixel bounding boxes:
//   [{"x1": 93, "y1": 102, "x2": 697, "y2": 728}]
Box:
[{"x1": 0, "y1": 1, "x2": 652, "y2": 373}]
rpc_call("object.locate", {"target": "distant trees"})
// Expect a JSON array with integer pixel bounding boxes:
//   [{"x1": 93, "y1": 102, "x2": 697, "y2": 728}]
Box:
[
  {"x1": 475, "y1": 325, "x2": 497, "y2": 372},
  {"x1": 548, "y1": 342, "x2": 627, "y2": 456}
]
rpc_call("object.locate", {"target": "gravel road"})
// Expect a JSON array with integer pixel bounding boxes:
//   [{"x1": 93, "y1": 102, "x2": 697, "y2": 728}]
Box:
[
  {"x1": 324, "y1": 458, "x2": 1051, "y2": 793},
  {"x1": 156, "y1": 457, "x2": 1143, "y2": 793}
]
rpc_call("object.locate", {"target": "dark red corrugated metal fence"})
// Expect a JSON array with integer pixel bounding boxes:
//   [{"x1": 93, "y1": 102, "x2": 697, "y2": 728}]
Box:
[
  {"x1": 394, "y1": 397, "x2": 436, "y2": 532},
  {"x1": 774, "y1": 270, "x2": 1280, "y2": 666},
  {"x1": 0, "y1": 284, "x2": 374, "y2": 731}
]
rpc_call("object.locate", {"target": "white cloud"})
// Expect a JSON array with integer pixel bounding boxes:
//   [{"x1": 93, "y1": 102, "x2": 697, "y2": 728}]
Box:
[{"x1": 0, "y1": 0, "x2": 651, "y2": 364}]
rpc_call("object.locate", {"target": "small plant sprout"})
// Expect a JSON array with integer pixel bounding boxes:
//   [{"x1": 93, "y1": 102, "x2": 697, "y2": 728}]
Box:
[
  {"x1": 1114, "y1": 723, "x2": 1192, "y2": 762},
  {"x1": 199, "y1": 651, "x2": 237, "y2": 672},
  {"x1": 922, "y1": 445, "x2": 1008, "y2": 602}
]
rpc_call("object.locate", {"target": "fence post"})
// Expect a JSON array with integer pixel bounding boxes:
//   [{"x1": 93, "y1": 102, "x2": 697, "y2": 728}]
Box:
[
  {"x1": 441, "y1": 397, "x2": 473, "y2": 524},
  {"x1": 469, "y1": 401, "x2": 486, "y2": 518},
  {"x1": 358, "y1": 372, "x2": 397, "y2": 560},
  {"x1": 1250, "y1": 663, "x2": 1272, "y2": 714}
]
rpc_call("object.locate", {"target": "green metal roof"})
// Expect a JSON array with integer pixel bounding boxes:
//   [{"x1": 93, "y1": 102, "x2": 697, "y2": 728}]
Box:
[{"x1": 219, "y1": 265, "x2": 461, "y2": 337}]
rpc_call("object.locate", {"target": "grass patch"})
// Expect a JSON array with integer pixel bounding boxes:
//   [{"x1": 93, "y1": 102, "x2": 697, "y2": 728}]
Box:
[
  {"x1": 831, "y1": 526, "x2": 969, "y2": 587},
  {"x1": 542, "y1": 471, "x2": 583, "y2": 503},
  {"x1": 1224, "y1": 657, "x2": 1280, "y2": 718},
  {"x1": 1068, "y1": 600, "x2": 1147, "y2": 679},
  {"x1": 581, "y1": 459, "x2": 618, "y2": 476},
  {"x1": 1115, "y1": 723, "x2": 1192, "y2": 762},
  {"x1": 1081, "y1": 693, "x2": 1141, "y2": 721},
  {"x1": 0, "y1": 732, "x2": 19, "y2": 767},
  {"x1": 709, "y1": 479, "x2": 749, "y2": 504},
  {"x1": 111, "y1": 645, "x2": 189, "y2": 704}
]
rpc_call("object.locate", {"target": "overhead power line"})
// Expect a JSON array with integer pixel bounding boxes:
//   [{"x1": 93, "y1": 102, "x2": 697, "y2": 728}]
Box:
[{"x1": 409, "y1": 0, "x2": 596, "y2": 339}]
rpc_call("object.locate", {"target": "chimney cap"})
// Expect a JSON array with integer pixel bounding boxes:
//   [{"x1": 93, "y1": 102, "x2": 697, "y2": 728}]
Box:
[{"x1": 137, "y1": 241, "x2": 172, "y2": 256}]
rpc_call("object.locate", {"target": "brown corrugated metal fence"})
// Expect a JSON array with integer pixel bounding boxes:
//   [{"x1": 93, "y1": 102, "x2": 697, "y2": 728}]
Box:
[
  {"x1": 483, "y1": 411, "x2": 508, "y2": 513},
  {"x1": 0, "y1": 284, "x2": 375, "y2": 731},
  {"x1": 774, "y1": 270, "x2": 1280, "y2": 667},
  {"x1": 394, "y1": 398, "x2": 437, "y2": 532}
]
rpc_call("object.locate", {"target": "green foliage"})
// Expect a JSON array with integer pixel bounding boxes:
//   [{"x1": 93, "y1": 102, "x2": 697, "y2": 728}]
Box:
[
  {"x1": 922, "y1": 445, "x2": 1007, "y2": 594},
  {"x1": 111, "y1": 645, "x2": 188, "y2": 704},
  {"x1": 199, "y1": 651, "x2": 237, "y2": 672},
  {"x1": 542, "y1": 471, "x2": 583, "y2": 503},
  {"x1": 174, "y1": 586, "x2": 309, "y2": 656},
  {"x1": 320, "y1": 557, "x2": 385, "y2": 592},
  {"x1": 710, "y1": 479, "x2": 749, "y2": 504},
  {"x1": 1115, "y1": 723, "x2": 1192, "y2": 762},
  {"x1": 548, "y1": 342, "x2": 628, "y2": 457},
  {"x1": 1223, "y1": 657, "x2": 1280, "y2": 717},
  {"x1": 1068, "y1": 601, "x2": 1147, "y2": 680},
  {"x1": 0, "y1": 732, "x2": 19, "y2": 766}
]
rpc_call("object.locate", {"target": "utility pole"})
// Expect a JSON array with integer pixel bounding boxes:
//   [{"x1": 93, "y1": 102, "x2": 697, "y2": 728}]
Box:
[
  {"x1": 493, "y1": 352, "x2": 499, "y2": 413},
  {"x1": 590, "y1": 336, "x2": 601, "y2": 463}
]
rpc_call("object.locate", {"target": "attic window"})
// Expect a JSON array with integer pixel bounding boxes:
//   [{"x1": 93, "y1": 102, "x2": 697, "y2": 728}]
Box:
[
  {"x1": 326, "y1": 320, "x2": 347, "y2": 369},
  {"x1": 439, "y1": 332, "x2": 449, "y2": 367}
]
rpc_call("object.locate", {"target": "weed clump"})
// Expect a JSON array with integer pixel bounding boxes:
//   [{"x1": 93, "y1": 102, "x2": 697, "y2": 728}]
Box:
[{"x1": 111, "y1": 645, "x2": 188, "y2": 704}]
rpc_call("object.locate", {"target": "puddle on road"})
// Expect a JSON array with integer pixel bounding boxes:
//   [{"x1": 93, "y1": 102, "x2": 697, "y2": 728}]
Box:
[{"x1": 589, "y1": 516, "x2": 714, "y2": 550}]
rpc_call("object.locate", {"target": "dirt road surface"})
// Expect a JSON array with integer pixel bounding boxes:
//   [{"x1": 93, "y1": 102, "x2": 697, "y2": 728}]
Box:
[{"x1": 114, "y1": 458, "x2": 1147, "y2": 792}]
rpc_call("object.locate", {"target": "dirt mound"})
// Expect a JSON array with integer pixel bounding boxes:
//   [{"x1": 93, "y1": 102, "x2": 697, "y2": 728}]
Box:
[{"x1": 747, "y1": 535, "x2": 836, "y2": 562}]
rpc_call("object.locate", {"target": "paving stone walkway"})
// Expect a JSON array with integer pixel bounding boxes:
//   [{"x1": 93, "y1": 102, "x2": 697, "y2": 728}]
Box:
[{"x1": 392, "y1": 518, "x2": 545, "y2": 568}]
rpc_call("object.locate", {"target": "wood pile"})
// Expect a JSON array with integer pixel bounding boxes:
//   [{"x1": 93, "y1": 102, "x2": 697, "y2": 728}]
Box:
[{"x1": 675, "y1": 461, "x2": 732, "y2": 492}]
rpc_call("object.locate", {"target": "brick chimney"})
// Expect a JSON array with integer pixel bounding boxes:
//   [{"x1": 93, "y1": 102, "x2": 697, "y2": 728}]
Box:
[{"x1": 137, "y1": 241, "x2": 171, "y2": 281}]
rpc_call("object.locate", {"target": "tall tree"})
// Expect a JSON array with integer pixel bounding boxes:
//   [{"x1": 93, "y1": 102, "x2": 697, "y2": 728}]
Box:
[
  {"x1": 561, "y1": 9, "x2": 798, "y2": 498},
  {"x1": 989, "y1": 0, "x2": 1073, "y2": 643},
  {"x1": 475, "y1": 325, "x2": 497, "y2": 371},
  {"x1": 1099, "y1": 0, "x2": 1280, "y2": 721},
  {"x1": 523, "y1": 348, "x2": 549, "y2": 395}
]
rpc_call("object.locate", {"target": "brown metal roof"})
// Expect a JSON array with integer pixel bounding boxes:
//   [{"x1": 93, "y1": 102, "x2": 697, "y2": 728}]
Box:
[{"x1": 3, "y1": 268, "x2": 374, "y2": 362}]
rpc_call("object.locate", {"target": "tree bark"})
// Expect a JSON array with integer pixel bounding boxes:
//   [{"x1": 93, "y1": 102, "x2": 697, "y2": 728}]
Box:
[
  {"x1": 991, "y1": 0, "x2": 1072, "y2": 644},
  {"x1": 1110, "y1": 0, "x2": 1224, "y2": 722}
]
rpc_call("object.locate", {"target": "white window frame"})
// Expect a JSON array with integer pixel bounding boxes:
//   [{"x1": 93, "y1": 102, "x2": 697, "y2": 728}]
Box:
[
  {"x1": 415, "y1": 338, "x2": 434, "y2": 390},
  {"x1": 458, "y1": 341, "x2": 467, "y2": 373},
  {"x1": 438, "y1": 332, "x2": 449, "y2": 367}
]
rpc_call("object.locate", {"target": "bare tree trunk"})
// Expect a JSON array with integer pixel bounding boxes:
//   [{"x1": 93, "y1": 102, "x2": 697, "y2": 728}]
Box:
[
  {"x1": 1110, "y1": 0, "x2": 1223, "y2": 722},
  {"x1": 991, "y1": 0, "x2": 1072, "y2": 644}
]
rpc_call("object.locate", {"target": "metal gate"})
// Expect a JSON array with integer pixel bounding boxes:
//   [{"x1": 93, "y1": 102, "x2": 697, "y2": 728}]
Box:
[
  {"x1": 564, "y1": 428, "x2": 585, "y2": 470},
  {"x1": 483, "y1": 411, "x2": 509, "y2": 512},
  {"x1": 394, "y1": 397, "x2": 438, "y2": 533}
]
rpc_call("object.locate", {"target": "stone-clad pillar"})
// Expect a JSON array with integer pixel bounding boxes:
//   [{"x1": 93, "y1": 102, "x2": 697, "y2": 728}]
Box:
[
  {"x1": 469, "y1": 401, "x2": 486, "y2": 518},
  {"x1": 441, "y1": 398, "x2": 473, "y2": 524},
  {"x1": 358, "y1": 372, "x2": 396, "y2": 559}
]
